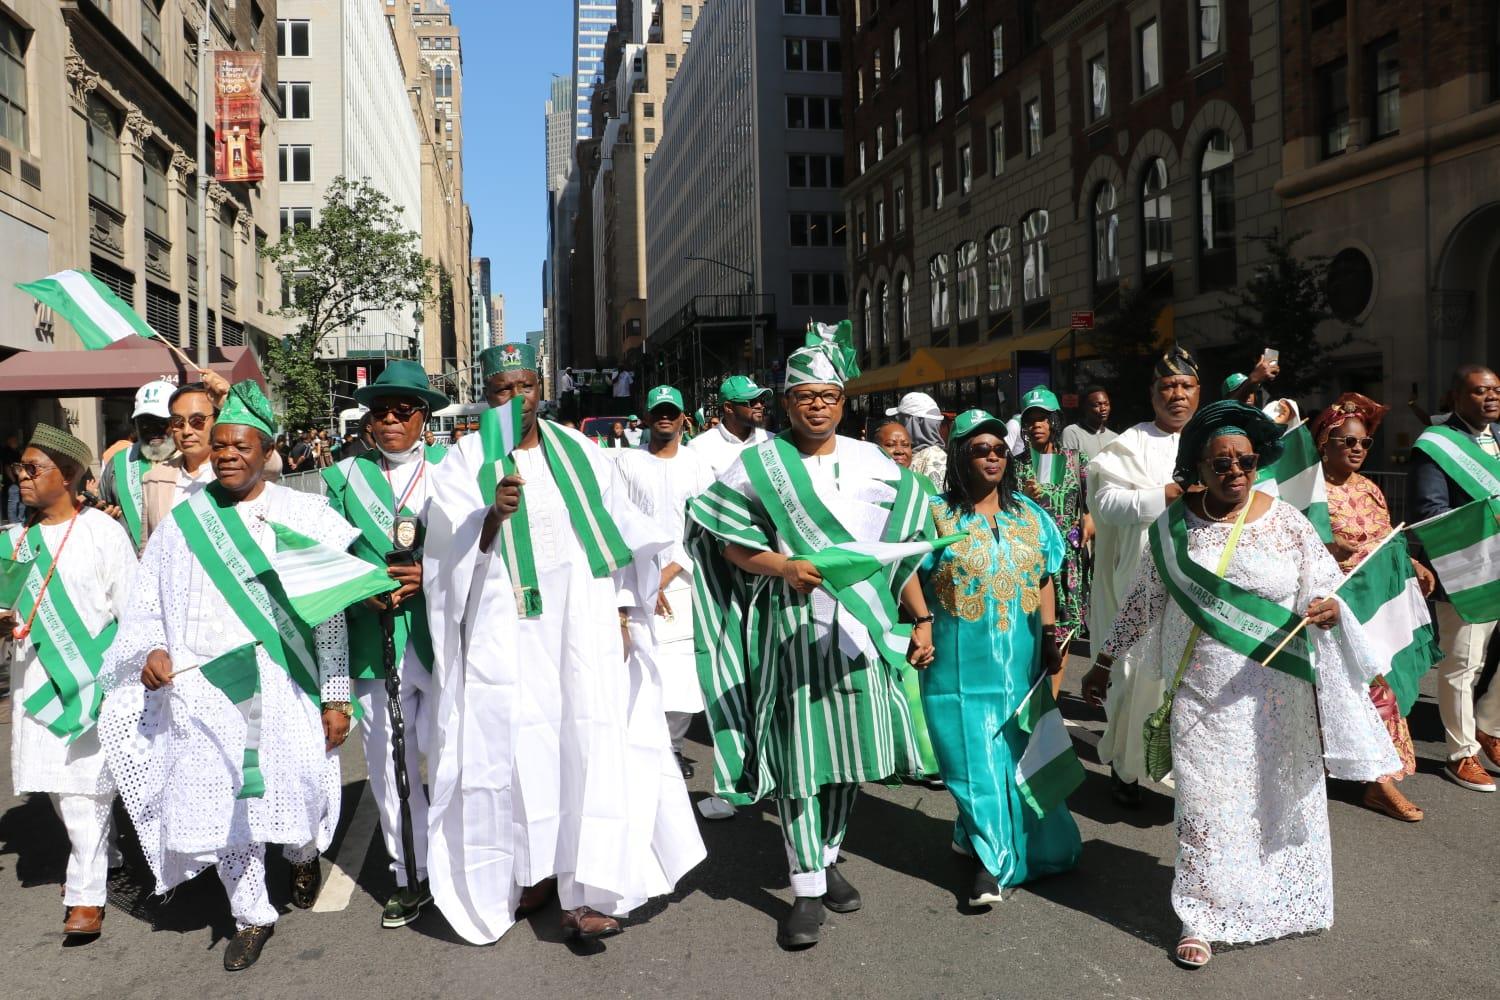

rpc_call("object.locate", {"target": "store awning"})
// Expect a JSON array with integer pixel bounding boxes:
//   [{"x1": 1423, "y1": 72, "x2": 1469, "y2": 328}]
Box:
[
  {"x1": 0, "y1": 338, "x2": 266, "y2": 396},
  {"x1": 845, "y1": 326, "x2": 1092, "y2": 396}
]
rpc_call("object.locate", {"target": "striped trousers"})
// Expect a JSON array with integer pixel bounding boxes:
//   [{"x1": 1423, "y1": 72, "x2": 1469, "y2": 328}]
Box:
[{"x1": 777, "y1": 783, "x2": 858, "y2": 897}]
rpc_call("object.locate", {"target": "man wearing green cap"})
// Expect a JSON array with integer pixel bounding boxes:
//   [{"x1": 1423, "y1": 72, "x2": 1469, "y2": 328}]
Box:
[
  {"x1": 4, "y1": 424, "x2": 136, "y2": 941},
  {"x1": 422, "y1": 343, "x2": 704, "y2": 945},
  {"x1": 688, "y1": 373, "x2": 773, "y2": 479},
  {"x1": 615, "y1": 385, "x2": 715, "y2": 778},
  {"x1": 686, "y1": 324, "x2": 936, "y2": 949},
  {"x1": 320, "y1": 360, "x2": 449, "y2": 928},
  {"x1": 100, "y1": 381, "x2": 362, "y2": 971}
]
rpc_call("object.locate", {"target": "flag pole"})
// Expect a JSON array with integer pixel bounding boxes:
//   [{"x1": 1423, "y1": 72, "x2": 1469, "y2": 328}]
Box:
[{"x1": 1260, "y1": 522, "x2": 1406, "y2": 668}]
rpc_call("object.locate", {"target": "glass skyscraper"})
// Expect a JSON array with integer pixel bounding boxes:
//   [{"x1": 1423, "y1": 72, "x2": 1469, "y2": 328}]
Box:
[{"x1": 572, "y1": 1, "x2": 616, "y2": 140}]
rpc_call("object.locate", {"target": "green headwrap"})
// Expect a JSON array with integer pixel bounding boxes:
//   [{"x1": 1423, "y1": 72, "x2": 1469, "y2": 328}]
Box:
[
  {"x1": 217, "y1": 381, "x2": 277, "y2": 437},
  {"x1": 786, "y1": 320, "x2": 860, "y2": 389},
  {"x1": 1174, "y1": 400, "x2": 1284, "y2": 485}
]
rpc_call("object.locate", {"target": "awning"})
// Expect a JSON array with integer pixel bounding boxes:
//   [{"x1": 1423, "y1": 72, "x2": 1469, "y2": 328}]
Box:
[
  {"x1": 845, "y1": 325, "x2": 1093, "y2": 396},
  {"x1": 0, "y1": 337, "x2": 266, "y2": 396}
]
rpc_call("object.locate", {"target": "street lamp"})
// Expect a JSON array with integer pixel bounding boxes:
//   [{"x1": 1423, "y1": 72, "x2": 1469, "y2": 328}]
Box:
[
  {"x1": 684, "y1": 255, "x2": 755, "y2": 296},
  {"x1": 684, "y1": 255, "x2": 764, "y2": 377}
]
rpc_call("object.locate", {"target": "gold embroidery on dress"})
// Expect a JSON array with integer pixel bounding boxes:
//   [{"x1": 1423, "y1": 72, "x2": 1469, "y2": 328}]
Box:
[{"x1": 928, "y1": 502, "x2": 1047, "y2": 625}]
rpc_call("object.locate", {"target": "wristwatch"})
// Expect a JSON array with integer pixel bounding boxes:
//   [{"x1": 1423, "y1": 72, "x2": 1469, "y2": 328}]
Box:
[{"x1": 322, "y1": 700, "x2": 354, "y2": 717}]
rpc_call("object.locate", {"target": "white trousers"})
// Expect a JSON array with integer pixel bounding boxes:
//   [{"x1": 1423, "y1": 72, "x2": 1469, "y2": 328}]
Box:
[
  {"x1": 356, "y1": 674, "x2": 431, "y2": 887},
  {"x1": 50, "y1": 793, "x2": 112, "y2": 907},
  {"x1": 218, "y1": 842, "x2": 318, "y2": 929},
  {"x1": 1434, "y1": 601, "x2": 1500, "y2": 760}
]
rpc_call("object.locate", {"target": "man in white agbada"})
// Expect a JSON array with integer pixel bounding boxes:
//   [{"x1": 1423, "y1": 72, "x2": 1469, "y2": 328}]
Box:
[
  {"x1": 423, "y1": 343, "x2": 704, "y2": 946},
  {"x1": 1080, "y1": 347, "x2": 1202, "y2": 807},
  {"x1": 687, "y1": 374, "x2": 773, "y2": 478},
  {"x1": 3, "y1": 424, "x2": 135, "y2": 941},
  {"x1": 614, "y1": 384, "x2": 714, "y2": 777},
  {"x1": 99, "y1": 382, "x2": 359, "y2": 972}
]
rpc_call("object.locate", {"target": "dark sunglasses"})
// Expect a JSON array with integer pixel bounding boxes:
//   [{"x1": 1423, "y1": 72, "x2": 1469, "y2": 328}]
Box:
[
  {"x1": 367, "y1": 402, "x2": 428, "y2": 420},
  {"x1": 7, "y1": 461, "x2": 56, "y2": 481},
  {"x1": 1327, "y1": 436, "x2": 1374, "y2": 450},
  {"x1": 168, "y1": 413, "x2": 213, "y2": 431},
  {"x1": 966, "y1": 442, "x2": 1010, "y2": 460},
  {"x1": 1207, "y1": 454, "x2": 1260, "y2": 475}
]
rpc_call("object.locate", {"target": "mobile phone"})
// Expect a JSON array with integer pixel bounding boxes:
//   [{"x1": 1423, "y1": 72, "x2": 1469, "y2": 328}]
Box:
[{"x1": 1262, "y1": 348, "x2": 1279, "y2": 365}]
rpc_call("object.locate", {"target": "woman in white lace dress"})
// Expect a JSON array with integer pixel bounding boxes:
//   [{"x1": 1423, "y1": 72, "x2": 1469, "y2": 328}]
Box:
[{"x1": 1090, "y1": 401, "x2": 1396, "y2": 969}]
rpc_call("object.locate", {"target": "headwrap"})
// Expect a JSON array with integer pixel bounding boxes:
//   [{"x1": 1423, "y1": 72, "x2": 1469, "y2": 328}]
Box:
[
  {"x1": 27, "y1": 422, "x2": 93, "y2": 471},
  {"x1": 1174, "y1": 399, "x2": 1285, "y2": 486},
  {"x1": 216, "y1": 381, "x2": 277, "y2": 437},
  {"x1": 785, "y1": 320, "x2": 860, "y2": 389},
  {"x1": 480, "y1": 342, "x2": 537, "y2": 376},
  {"x1": 1154, "y1": 345, "x2": 1200, "y2": 382},
  {"x1": 1310, "y1": 392, "x2": 1388, "y2": 447}
]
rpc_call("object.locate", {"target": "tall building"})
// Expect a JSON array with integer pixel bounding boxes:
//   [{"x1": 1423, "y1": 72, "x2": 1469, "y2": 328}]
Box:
[
  {"x1": 470, "y1": 255, "x2": 491, "y2": 379},
  {"x1": 490, "y1": 291, "x2": 505, "y2": 345},
  {"x1": 0, "y1": 0, "x2": 283, "y2": 451},
  {"x1": 645, "y1": 0, "x2": 848, "y2": 400},
  {"x1": 545, "y1": 74, "x2": 575, "y2": 195},
  {"x1": 572, "y1": 1, "x2": 616, "y2": 139}
]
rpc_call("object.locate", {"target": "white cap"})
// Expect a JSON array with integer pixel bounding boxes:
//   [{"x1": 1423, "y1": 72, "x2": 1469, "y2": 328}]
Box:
[
  {"x1": 132, "y1": 379, "x2": 175, "y2": 420},
  {"x1": 886, "y1": 391, "x2": 942, "y2": 420}
]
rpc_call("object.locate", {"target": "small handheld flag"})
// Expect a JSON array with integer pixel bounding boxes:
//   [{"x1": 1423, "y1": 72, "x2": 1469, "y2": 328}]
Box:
[
  {"x1": 265, "y1": 521, "x2": 398, "y2": 628},
  {"x1": 198, "y1": 643, "x2": 265, "y2": 799}
]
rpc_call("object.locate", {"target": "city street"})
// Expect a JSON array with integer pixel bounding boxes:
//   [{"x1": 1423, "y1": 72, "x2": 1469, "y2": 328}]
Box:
[{"x1": 1, "y1": 657, "x2": 1493, "y2": 1000}]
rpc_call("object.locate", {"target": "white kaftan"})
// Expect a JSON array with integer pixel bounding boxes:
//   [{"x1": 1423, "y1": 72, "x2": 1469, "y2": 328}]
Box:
[
  {"x1": 1102, "y1": 499, "x2": 1398, "y2": 944},
  {"x1": 423, "y1": 424, "x2": 705, "y2": 945},
  {"x1": 687, "y1": 422, "x2": 771, "y2": 479}
]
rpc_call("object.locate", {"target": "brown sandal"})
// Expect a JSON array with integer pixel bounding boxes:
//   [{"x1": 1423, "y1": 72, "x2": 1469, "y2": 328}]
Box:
[{"x1": 1363, "y1": 781, "x2": 1423, "y2": 822}]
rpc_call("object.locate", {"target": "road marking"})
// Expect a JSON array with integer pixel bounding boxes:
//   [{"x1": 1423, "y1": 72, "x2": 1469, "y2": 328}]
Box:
[{"x1": 313, "y1": 784, "x2": 379, "y2": 912}]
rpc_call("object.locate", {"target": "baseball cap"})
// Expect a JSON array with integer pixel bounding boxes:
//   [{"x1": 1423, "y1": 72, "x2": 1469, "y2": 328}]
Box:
[
  {"x1": 886, "y1": 391, "x2": 942, "y2": 420},
  {"x1": 1019, "y1": 386, "x2": 1061, "y2": 414},
  {"x1": 949, "y1": 408, "x2": 1011, "y2": 442},
  {"x1": 132, "y1": 379, "x2": 175, "y2": 420},
  {"x1": 646, "y1": 385, "x2": 685, "y2": 413},
  {"x1": 720, "y1": 375, "x2": 771, "y2": 404},
  {"x1": 1221, "y1": 372, "x2": 1248, "y2": 396}
]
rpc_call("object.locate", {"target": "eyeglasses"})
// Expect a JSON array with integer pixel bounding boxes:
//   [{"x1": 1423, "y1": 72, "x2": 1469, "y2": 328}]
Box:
[
  {"x1": 1327, "y1": 436, "x2": 1374, "y2": 450},
  {"x1": 788, "y1": 389, "x2": 844, "y2": 408},
  {"x1": 6, "y1": 461, "x2": 56, "y2": 481},
  {"x1": 966, "y1": 443, "x2": 1009, "y2": 460},
  {"x1": 1207, "y1": 454, "x2": 1260, "y2": 475},
  {"x1": 367, "y1": 402, "x2": 428, "y2": 420},
  {"x1": 168, "y1": 413, "x2": 213, "y2": 431}
]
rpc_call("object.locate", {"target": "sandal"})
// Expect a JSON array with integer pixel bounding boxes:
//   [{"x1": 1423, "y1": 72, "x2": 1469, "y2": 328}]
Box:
[{"x1": 1173, "y1": 935, "x2": 1211, "y2": 970}]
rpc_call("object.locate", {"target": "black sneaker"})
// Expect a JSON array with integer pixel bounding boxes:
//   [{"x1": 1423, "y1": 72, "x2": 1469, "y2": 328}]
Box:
[
  {"x1": 776, "y1": 896, "x2": 825, "y2": 949},
  {"x1": 1110, "y1": 768, "x2": 1142, "y2": 809},
  {"x1": 822, "y1": 863, "x2": 862, "y2": 913},
  {"x1": 223, "y1": 924, "x2": 274, "y2": 972},
  {"x1": 381, "y1": 881, "x2": 432, "y2": 928},
  {"x1": 968, "y1": 865, "x2": 1002, "y2": 908},
  {"x1": 674, "y1": 751, "x2": 695, "y2": 779}
]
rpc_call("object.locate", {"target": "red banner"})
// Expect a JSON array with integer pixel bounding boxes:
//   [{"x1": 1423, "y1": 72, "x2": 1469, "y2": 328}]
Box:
[{"x1": 214, "y1": 51, "x2": 263, "y2": 182}]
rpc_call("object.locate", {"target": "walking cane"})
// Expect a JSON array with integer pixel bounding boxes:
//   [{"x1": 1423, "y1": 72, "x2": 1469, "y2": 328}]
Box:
[{"x1": 383, "y1": 515, "x2": 422, "y2": 893}]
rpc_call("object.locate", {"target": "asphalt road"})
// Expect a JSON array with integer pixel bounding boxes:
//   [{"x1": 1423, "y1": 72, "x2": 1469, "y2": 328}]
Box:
[{"x1": 1, "y1": 656, "x2": 1496, "y2": 1000}]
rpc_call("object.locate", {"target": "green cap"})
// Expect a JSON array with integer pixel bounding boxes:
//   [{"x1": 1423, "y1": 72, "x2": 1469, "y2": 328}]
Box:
[
  {"x1": 646, "y1": 385, "x2": 684, "y2": 413},
  {"x1": 27, "y1": 422, "x2": 93, "y2": 471},
  {"x1": 480, "y1": 342, "x2": 537, "y2": 377},
  {"x1": 950, "y1": 408, "x2": 1010, "y2": 442},
  {"x1": 1221, "y1": 372, "x2": 1248, "y2": 396},
  {"x1": 217, "y1": 381, "x2": 277, "y2": 437},
  {"x1": 628, "y1": 414, "x2": 640, "y2": 421},
  {"x1": 354, "y1": 360, "x2": 450, "y2": 412},
  {"x1": 719, "y1": 374, "x2": 771, "y2": 403},
  {"x1": 1019, "y1": 386, "x2": 1061, "y2": 414}
]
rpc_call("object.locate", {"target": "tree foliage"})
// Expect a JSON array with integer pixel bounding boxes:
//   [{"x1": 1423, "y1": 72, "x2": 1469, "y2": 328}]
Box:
[{"x1": 259, "y1": 176, "x2": 434, "y2": 428}]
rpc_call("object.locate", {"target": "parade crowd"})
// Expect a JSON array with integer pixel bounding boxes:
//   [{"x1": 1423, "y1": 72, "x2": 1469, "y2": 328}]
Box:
[{"x1": 3, "y1": 328, "x2": 1497, "y2": 973}]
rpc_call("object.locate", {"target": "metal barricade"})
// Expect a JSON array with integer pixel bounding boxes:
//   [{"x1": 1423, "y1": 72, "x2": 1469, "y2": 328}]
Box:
[
  {"x1": 277, "y1": 470, "x2": 328, "y2": 497},
  {"x1": 1363, "y1": 470, "x2": 1408, "y2": 524}
]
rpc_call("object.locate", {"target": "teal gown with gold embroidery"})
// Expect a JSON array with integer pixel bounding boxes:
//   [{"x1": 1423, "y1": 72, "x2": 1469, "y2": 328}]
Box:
[{"x1": 918, "y1": 493, "x2": 1082, "y2": 884}]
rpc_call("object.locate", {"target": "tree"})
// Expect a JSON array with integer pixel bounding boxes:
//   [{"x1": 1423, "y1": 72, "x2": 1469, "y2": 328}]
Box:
[
  {"x1": 1089, "y1": 288, "x2": 1169, "y2": 429},
  {"x1": 1222, "y1": 230, "x2": 1356, "y2": 401},
  {"x1": 260, "y1": 176, "x2": 435, "y2": 428}
]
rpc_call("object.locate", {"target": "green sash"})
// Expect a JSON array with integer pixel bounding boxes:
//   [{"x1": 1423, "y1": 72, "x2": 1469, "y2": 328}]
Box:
[
  {"x1": 477, "y1": 420, "x2": 633, "y2": 619},
  {"x1": 111, "y1": 449, "x2": 149, "y2": 548},
  {"x1": 10, "y1": 526, "x2": 116, "y2": 743},
  {"x1": 1147, "y1": 496, "x2": 1315, "y2": 683},
  {"x1": 321, "y1": 447, "x2": 445, "y2": 677},
  {"x1": 171, "y1": 485, "x2": 323, "y2": 705},
  {"x1": 1413, "y1": 425, "x2": 1500, "y2": 503}
]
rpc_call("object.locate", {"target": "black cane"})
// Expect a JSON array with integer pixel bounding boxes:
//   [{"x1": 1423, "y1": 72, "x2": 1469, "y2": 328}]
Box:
[{"x1": 382, "y1": 517, "x2": 422, "y2": 894}]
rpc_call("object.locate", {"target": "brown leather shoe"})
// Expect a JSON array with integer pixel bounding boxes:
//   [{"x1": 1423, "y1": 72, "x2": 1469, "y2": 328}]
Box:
[
  {"x1": 1445, "y1": 756, "x2": 1496, "y2": 792},
  {"x1": 288, "y1": 857, "x2": 322, "y2": 909},
  {"x1": 516, "y1": 877, "x2": 557, "y2": 917},
  {"x1": 560, "y1": 905, "x2": 621, "y2": 940},
  {"x1": 63, "y1": 905, "x2": 104, "y2": 937},
  {"x1": 1362, "y1": 781, "x2": 1423, "y2": 822},
  {"x1": 223, "y1": 923, "x2": 274, "y2": 971},
  {"x1": 1476, "y1": 731, "x2": 1500, "y2": 774}
]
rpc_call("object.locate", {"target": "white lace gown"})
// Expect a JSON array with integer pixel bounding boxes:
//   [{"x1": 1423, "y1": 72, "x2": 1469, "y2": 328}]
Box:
[{"x1": 1102, "y1": 499, "x2": 1397, "y2": 944}]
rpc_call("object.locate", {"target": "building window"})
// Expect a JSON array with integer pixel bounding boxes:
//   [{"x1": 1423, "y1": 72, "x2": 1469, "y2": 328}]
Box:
[
  {"x1": 785, "y1": 0, "x2": 841, "y2": 12},
  {"x1": 279, "y1": 81, "x2": 312, "y2": 120},
  {"x1": 933, "y1": 77, "x2": 943, "y2": 119},
  {"x1": 219, "y1": 208, "x2": 236, "y2": 285},
  {"x1": 1021, "y1": 209, "x2": 1050, "y2": 302},
  {"x1": 790, "y1": 272, "x2": 848, "y2": 306},
  {"x1": 1369, "y1": 35, "x2": 1400, "y2": 140},
  {"x1": 277, "y1": 19, "x2": 310, "y2": 57},
  {"x1": 1092, "y1": 182, "x2": 1119, "y2": 288},
  {"x1": 1025, "y1": 99, "x2": 1041, "y2": 157},
  {"x1": 956, "y1": 241, "x2": 979, "y2": 322},
  {"x1": 960, "y1": 53, "x2": 972, "y2": 101},
  {"x1": 893, "y1": 27, "x2": 902, "y2": 70},
  {"x1": 1141, "y1": 158, "x2": 1172, "y2": 270},
  {"x1": 874, "y1": 48, "x2": 882, "y2": 86},
  {"x1": 682, "y1": 29, "x2": 692, "y2": 44},
  {"x1": 1020, "y1": 0, "x2": 1040, "y2": 50},
  {"x1": 644, "y1": 102, "x2": 655, "y2": 118},
  {"x1": 875, "y1": 196, "x2": 885, "y2": 241},
  {"x1": 0, "y1": 12, "x2": 27, "y2": 149},
  {"x1": 87, "y1": 95, "x2": 123, "y2": 210},
  {"x1": 279, "y1": 144, "x2": 312, "y2": 183},
  {"x1": 1197, "y1": 0, "x2": 1221, "y2": 60},
  {"x1": 856, "y1": 206, "x2": 869, "y2": 253},
  {"x1": 1198, "y1": 131, "x2": 1236, "y2": 290},
  {"x1": 986, "y1": 226, "x2": 1012, "y2": 312},
  {"x1": 1138, "y1": 20, "x2": 1160, "y2": 93},
  {"x1": 876, "y1": 125, "x2": 885, "y2": 160},
  {"x1": 784, "y1": 38, "x2": 840, "y2": 72},
  {"x1": 897, "y1": 272, "x2": 910, "y2": 345},
  {"x1": 667, "y1": 52, "x2": 677, "y2": 68},
  {"x1": 878, "y1": 281, "x2": 891, "y2": 351},
  {"x1": 143, "y1": 142, "x2": 169, "y2": 238},
  {"x1": 991, "y1": 23, "x2": 1003, "y2": 77},
  {"x1": 183, "y1": 22, "x2": 198, "y2": 105},
  {"x1": 894, "y1": 184, "x2": 907, "y2": 232},
  {"x1": 929, "y1": 254, "x2": 950, "y2": 327},
  {"x1": 860, "y1": 290, "x2": 872, "y2": 355},
  {"x1": 930, "y1": 0, "x2": 941, "y2": 36},
  {"x1": 1088, "y1": 54, "x2": 1107, "y2": 120},
  {"x1": 931, "y1": 160, "x2": 944, "y2": 209},
  {"x1": 894, "y1": 107, "x2": 904, "y2": 144},
  {"x1": 989, "y1": 120, "x2": 1004, "y2": 175},
  {"x1": 434, "y1": 63, "x2": 453, "y2": 98},
  {"x1": 141, "y1": 0, "x2": 163, "y2": 72},
  {"x1": 644, "y1": 126, "x2": 656, "y2": 142},
  {"x1": 187, "y1": 183, "x2": 199, "y2": 262},
  {"x1": 1319, "y1": 59, "x2": 1349, "y2": 158},
  {"x1": 959, "y1": 143, "x2": 972, "y2": 194},
  {"x1": 787, "y1": 153, "x2": 844, "y2": 187},
  {"x1": 858, "y1": 141, "x2": 867, "y2": 173},
  {"x1": 682, "y1": 4, "x2": 693, "y2": 19},
  {"x1": 279, "y1": 207, "x2": 313, "y2": 233}
]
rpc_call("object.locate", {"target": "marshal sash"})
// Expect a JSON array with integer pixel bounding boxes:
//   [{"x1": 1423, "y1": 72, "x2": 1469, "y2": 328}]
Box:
[
  {"x1": 111, "y1": 449, "x2": 149, "y2": 548},
  {"x1": 1413, "y1": 425, "x2": 1500, "y2": 503}
]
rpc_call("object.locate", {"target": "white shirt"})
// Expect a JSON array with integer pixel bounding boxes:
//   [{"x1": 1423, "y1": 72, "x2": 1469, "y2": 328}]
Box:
[
  {"x1": 624, "y1": 426, "x2": 644, "y2": 447},
  {"x1": 373, "y1": 441, "x2": 431, "y2": 514},
  {"x1": 559, "y1": 371, "x2": 575, "y2": 393},
  {"x1": 612, "y1": 371, "x2": 634, "y2": 398},
  {"x1": 171, "y1": 460, "x2": 217, "y2": 509},
  {"x1": 687, "y1": 421, "x2": 772, "y2": 480}
]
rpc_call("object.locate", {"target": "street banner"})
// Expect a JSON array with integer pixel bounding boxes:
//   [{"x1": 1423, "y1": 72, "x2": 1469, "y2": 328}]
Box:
[{"x1": 214, "y1": 51, "x2": 264, "y2": 182}]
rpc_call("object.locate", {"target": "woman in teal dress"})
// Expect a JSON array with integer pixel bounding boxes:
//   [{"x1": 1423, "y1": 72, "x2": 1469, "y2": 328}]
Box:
[{"x1": 918, "y1": 409, "x2": 1082, "y2": 907}]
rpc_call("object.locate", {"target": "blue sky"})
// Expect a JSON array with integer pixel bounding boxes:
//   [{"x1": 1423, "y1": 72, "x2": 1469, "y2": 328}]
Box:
[{"x1": 455, "y1": 0, "x2": 573, "y2": 341}]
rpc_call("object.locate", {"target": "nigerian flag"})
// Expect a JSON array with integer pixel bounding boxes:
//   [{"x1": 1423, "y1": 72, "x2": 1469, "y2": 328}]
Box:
[
  {"x1": 1255, "y1": 422, "x2": 1332, "y2": 542},
  {"x1": 199, "y1": 643, "x2": 266, "y2": 799},
  {"x1": 1411, "y1": 496, "x2": 1500, "y2": 625},
  {"x1": 480, "y1": 396, "x2": 526, "y2": 457},
  {"x1": 1011, "y1": 674, "x2": 1085, "y2": 819},
  {"x1": 16, "y1": 269, "x2": 158, "y2": 349},
  {"x1": 0, "y1": 553, "x2": 28, "y2": 608},
  {"x1": 267, "y1": 522, "x2": 397, "y2": 628},
  {"x1": 1340, "y1": 537, "x2": 1442, "y2": 715}
]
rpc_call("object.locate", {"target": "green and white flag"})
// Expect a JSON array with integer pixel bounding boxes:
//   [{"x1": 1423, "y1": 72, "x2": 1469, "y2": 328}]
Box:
[
  {"x1": 198, "y1": 642, "x2": 266, "y2": 799},
  {"x1": 802, "y1": 536, "x2": 966, "y2": 591},
  {"x1": 0, "y1": 552, "x2": 27, "y2": 608},
  {"x1": 1411, "y1": 496, "x2": 1500, "y2": 624},
  {"x1": 1011, "y1": 674, "x2": 1085, "y2": 820},
  {"x1": 479, "y1": 396, "x2": 526, "y2": 460},
  {"x1": 266, "y1": 521, "x2": 398, "y2": 629},
  {"x1": 15, "y1": 269, "x2": 158, "y2": 350},
  {"x1": 1255, "y1": 422, "x2": 1332, "y2": 543},
  {"x1": 1031, "y1": 450, "x2": 1065, "y2": 487},
  {"x1": 1340, "y1": 535, "x2": 1443, "y2": 715}
]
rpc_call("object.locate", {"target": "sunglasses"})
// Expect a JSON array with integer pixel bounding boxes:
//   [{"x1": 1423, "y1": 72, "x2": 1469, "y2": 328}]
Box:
[
  {"x1": 1207, "y1": 454, "x2": 1260, "y2": 475},
  {"x1": 367, "y1": 402, "x2": 428, "y2": 420},
  {"x1": 1327, "y1": 436, "x2": 1374, "y2": 450},
  {"x1": 168, "y1": 413, "x2": 213, "y2": 431},
  {"x1": 6, "y1": 461, "x2": 56, "y2": 481},
  {"x1": 788, "y1": 390, "x2": 844, "y2": 408},
  {"x1": 966, "y1": 442, "x2": 1010, "y2": 460}
]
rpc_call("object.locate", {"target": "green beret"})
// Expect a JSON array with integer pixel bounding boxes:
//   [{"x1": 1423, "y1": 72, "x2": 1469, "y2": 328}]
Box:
[
  {"x1": 27, "y1": 422, "x2": 93, "y2": 471},
  {"x1": 1174, "y1": 400, "x2": 1285, "y2": 486},
  {"x1": 481, "y1": 343, "x2": 537, "y2": 376}
]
